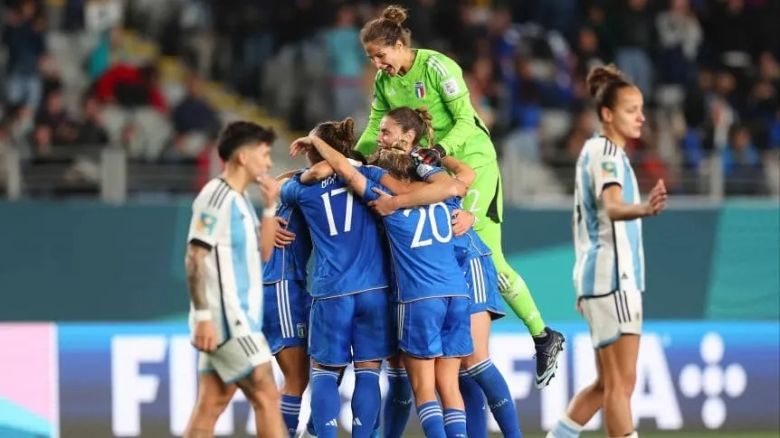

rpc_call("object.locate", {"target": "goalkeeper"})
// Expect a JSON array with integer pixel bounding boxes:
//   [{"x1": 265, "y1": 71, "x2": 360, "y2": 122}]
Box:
[{"x1": 356, "y1": 4, "x2": 564, "y2": 387}]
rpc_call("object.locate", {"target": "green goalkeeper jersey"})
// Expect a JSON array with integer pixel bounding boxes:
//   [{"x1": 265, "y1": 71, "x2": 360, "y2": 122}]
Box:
[{"x1": 355, "y1": 49, "x2": 496, "y2": 167}]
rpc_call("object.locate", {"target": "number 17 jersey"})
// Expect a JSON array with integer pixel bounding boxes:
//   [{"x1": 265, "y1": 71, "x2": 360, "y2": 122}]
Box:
[{"x1": 280, "y1": 173, "x2": 388, "y2": 299}]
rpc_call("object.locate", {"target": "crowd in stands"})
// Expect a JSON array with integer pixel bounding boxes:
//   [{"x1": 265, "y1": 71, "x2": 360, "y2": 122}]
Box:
[{"x1": 1, "y1": 0, "x2": 778, "y2": 198}]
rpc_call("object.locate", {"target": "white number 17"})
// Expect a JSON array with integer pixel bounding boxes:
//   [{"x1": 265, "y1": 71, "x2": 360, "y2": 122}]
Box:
[{"x1": 321, "y1": 188, "x2": 353, "y2": 236}]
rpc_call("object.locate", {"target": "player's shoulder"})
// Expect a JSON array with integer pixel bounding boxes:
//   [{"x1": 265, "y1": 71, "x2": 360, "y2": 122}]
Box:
[
  {"x1": 421, "y1": 49, "x2": 461, "y2": 76},
  {"x1": 194, "y1": 178, "x2": 234, "y2": 209},
  {"x1": 583, "y1": 135, "x2": 620, "y2": 158}
]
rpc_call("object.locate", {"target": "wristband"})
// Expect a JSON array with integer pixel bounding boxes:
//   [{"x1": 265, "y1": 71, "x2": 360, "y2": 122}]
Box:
[
  {"x1": 262, "y1": 203, "x2": 278, "y2": 218},
  {"x1": 433, "y1": 144, "x2": 447, "y2": 157},
  {"x1": 193, "y1": 309, "x2": 212, "y2": 322}
]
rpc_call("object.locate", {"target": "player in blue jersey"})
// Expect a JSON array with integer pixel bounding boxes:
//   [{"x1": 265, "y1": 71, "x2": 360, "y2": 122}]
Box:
[
  {"x1": 184, "y1": 121, "x2": 284, "y2": 437},
  {"x1": 547, "y1": 65, "x2": 667, "y2": 438},
  {"x1": 366, "y1": 107, "x2": 522, "y2": 438},
  {"x1": 294, "y1": 130, "x2": 474, "y2": 438},
  {"x1": 262, "y1": 194, "x2": 313, "y2": 437},
  {"x1": 280, "y1": 118, "x2": 395, "y2": 438}
]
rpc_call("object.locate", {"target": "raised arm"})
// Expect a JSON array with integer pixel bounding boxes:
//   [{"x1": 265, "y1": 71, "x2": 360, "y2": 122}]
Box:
[
  {"x1": 441, "y1": 156, "x2": 475, "y2": 187},
  {"x1": 300, "y1": 160, "x2": 335, "y2": 184},
  {"x1": 257, "y1": 174, "x2": 281, "y2": 262},
  {"x1": 307, "y1": 135, "x2": 368, "y2": 197},
  {"x1": 369, "y1": 171, "x2": 466, "y2": 216}
]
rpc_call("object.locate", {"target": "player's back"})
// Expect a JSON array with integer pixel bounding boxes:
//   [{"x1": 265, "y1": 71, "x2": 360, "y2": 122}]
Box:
[
  {"x1": 368, "y1": 185, "x2": 467, "y2": 303},
  {"x1": 281, "y1": 174, "x2": 388, "y2": 298},
  {"x1": 262, "y1": 202, "x2": 311, "y2": 283}
]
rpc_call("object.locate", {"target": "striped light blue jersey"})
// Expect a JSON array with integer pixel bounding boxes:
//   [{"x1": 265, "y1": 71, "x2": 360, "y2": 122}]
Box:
[
  {"x1": 280, "y1": 170, "x2": 389, "y2": 299},
  {"x1": 187, "y1": 178, "x2": 265, "y2": 343},
  {"x1": 262, "y1": 200, "x2": 311, "y2": 283},
  {"x1": 573, "y1": 136, "x2": 645, "y2": 297},
  {"x1": 362, "y1": 169, "x2": 468, "y2": 303}
]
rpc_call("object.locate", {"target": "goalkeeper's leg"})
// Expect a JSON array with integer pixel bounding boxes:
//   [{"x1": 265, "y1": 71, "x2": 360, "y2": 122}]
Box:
[{"x1": 466, "y1": 163, "x2": 564, "y2": 387}]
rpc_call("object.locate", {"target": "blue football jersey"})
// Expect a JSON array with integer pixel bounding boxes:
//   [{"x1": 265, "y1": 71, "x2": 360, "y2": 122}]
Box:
[
  {"x1": 362, "y1": 173, "x2": 467, "y2": 303},
  {"x1": 262, "y1": 201, "x2": 312, "y2": 283},
  {"x1": 444, "y1": 197, "x2": 492, "y2": 268},
  {"x1": 280, "y1": 173, "x2": 388, "y2": 298}
]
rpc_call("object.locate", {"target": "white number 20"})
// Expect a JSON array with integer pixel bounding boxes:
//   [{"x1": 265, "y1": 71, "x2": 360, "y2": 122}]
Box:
[
  {"x1": 403, "y1": 202, "x2": 452, "y2": 248},
  {"x1": 320, "y1": 188, "x2": 353, "y2": 236}
]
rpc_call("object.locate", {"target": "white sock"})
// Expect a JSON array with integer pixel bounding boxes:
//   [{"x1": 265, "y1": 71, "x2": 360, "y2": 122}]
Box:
[{"x1": 547, "y1": 414, "x2": 584, "y2": 438}]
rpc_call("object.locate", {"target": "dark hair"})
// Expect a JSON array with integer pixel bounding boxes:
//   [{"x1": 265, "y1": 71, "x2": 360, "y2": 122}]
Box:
[
  {"x1": 308, "y1": 117, "x2": 355, "y2": 164},
  {"x1": 385, "y1": 106, "x2": 435, "y2": 148},
  {"x1": 586, "y1": 64, "x2": 633, "y2": 121},
  {"x1": 217, "y1": 121, "x2": 276, "y2": 161},
  {"x1": 360, "y1": 5, "x2": 412, "y2": 47},
  {"x1": 373, "y1": 149, "x2": 419, "y2": 181}
]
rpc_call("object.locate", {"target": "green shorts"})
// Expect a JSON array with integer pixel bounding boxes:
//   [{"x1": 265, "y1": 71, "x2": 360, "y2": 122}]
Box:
[{"x1": 462, "y1": 160, "x2": 502, "y2": 230}]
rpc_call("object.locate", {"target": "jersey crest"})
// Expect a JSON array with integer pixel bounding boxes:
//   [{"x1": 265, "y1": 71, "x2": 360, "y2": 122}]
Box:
[{"x1": 414, "y1": 81, "x2": 426, "y2": 99}]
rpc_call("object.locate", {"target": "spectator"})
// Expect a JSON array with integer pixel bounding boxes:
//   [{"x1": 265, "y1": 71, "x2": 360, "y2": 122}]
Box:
[
  {"x1": 168, "y1": 74, "x2": 220, "y2": 159},
  {"x1": 34, "y1": 87, "x2": 79, "y2": 147},
  {"x1": 615, "y1": 0, "x2": 656, "y2": 96},
  {"x1": 723, "y1": 124, "x2": 765, "y2": 194},
  {"x1": 322, "y1": 4, "x2": 367, "y2": 120},
  {"x1": 94, "y1": 62, "x2": 168, "y2": 113},
  {"x1": 2, "y1": 0, "x2": 46, "y2": 109},
  {"x1": 656, "y1": 0, "x2": 702, "y2": 85},
  {"x1": 77, "y1": 93, "x2": 110, "y2": 146}
]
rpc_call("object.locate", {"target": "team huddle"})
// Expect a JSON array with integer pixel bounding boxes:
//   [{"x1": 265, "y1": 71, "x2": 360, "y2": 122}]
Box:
[{"x1": 182, "y1": 5, "x2": 667, "y2": 438}]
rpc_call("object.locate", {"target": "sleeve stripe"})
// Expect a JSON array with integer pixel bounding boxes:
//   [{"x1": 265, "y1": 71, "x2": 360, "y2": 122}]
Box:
[
  {"x1": 427, "y1": 56, "x2": 450, "y2": 78},
  {"x1": 189, "y1": 238, "x2": 213, "y2": 250},
  {"x1": 209, "y1": 181, "x2": 230, "y2": 208},
  {"x1": 213, "y1": 182, "x2": 231, "y2": 208},
  {"x1": 602, "y1": 138, "x2": 618, "y2": 157}
]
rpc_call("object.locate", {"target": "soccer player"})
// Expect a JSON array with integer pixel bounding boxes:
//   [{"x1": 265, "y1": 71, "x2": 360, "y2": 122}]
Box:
[
  {"x1": 546, "y1": 65, "x2": 667, "y2": 438},
  {"x1": 298, "y1": 130, "x2": 473, "y2": 438},
  {"x1": 184, "y1": 121, "x2": 285, "y2": 438},
  {"x1": 368, "y1": 106, "x2": 522, "y2": 438},
  {"x1": 280, "y1": 118, "x2": 394, "y2": 438},
  {"x1": 262, "y1": 191, "x2": 313, "y2": 437},
  {"x1": 356, "y1": 4, "x2": 564, "y2": 387}
]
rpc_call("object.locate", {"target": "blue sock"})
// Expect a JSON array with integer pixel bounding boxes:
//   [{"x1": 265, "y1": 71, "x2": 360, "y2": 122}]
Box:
[
  {"x1": 459, "y1": 371, "x2": 487, "y2": 438},
  {"x1": 310, "y1": 368, "x2": 341, "y2": 438},
  {"x1": 468, "y1": 359, "x2": 522, "y2": 438},
  {"x1": 372, "y1": 407, "x2": 381, "y2": 437},
  {"x1": 416, "y1": 401, "x2": 446, "y2": 438},
  {"x1": 281, "y1": 394, "x2": 302, "y2": 437},
  {"x1": 383, "y1": 367, "x2": 413, "y2": 438},
  {"x1": 352, "y1": 368, "x2": 381, "y2": 438},
  {"x1": 443, "y1": 408, "x2": 468, "y2": 438},
  {"x1": 306, "y1": 415, "x2": 316, "y2": 436}
]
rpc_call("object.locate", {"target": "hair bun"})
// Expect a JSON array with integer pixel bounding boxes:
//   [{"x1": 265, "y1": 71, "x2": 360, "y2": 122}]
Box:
[
  {"x1": 586, "y1": 64, "x2": 624, "y2": 98},
  {"x1": 381, "y1": 5, "x2": 408, "y2": 24}
]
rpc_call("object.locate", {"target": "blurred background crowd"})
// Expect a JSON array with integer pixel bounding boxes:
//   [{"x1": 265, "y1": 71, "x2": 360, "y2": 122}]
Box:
[{"x1": 0, "y1": 0, "x2": 778, "y2": 201}]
